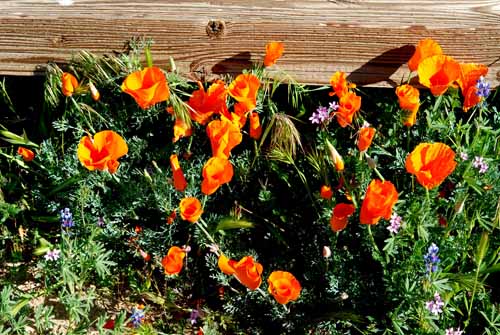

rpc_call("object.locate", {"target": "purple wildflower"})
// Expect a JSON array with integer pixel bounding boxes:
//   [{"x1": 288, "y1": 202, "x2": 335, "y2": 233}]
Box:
[
  {"x1": 424, "y1": 243, "x2": 440, "y2": 274},
  {"x1": 476, "y1": 76, "x2": 491, "y2": 99},
  {"x1": 472, "y1": 156, "x2": 488, "y2": 173},
  {"x1": 445, "y1": 328, "x2": 464, "y2": 335},
  {"x1": 425, "y1": 292, "x2": 444, "y2": 315},
  {"x1": 97, "y1": 217, "x2": 105, "y2": 227},
  {"x1": 328, "y1": 101, "x2": 339, "y2": 111},
  {"x1": 44, "y1": 249, "x2": 61, "y2": 261},
  {"x1": 130, "y1": 305, "x2": 145, "y2": 328},
  {"x1": 189, "y1": 309, "x2": 200, "y2": 325},
  {"x1": 309, "y1": 106, "x2": 330, "y2": 124},
  {"x1": 459, "y1": 152, "x2": 468, "y2": 161},
  {"x1": 387, "y1": 213, "x2": 402, "y2": 234},
  {"x1": 60, "y1": 208, "x2": 74, "y2": 228}
]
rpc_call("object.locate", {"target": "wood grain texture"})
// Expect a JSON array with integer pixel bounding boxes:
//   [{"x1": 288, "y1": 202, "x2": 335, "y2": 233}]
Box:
[{"x1": 0, "y1": 0, "x2": 499, "y2": 87}]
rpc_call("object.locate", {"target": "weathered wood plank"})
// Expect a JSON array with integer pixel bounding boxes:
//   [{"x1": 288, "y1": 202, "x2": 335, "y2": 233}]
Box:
[{"x1": 1, "y1": 0, "x2": 499, "y2": 87}]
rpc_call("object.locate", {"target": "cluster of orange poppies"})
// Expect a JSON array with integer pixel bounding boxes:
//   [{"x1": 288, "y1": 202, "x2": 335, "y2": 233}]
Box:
[
  {"x1": 53, "y1": 38, "x2": 476, "y2": 310},
  {"x1": 328, "y1": 140, "x2": 457, "y2": 231},
  {"x1": 323, "y1": 39, "x2": 466, "y2": 233},
  {"x1": 329, "y1": 71, "x2": 362, "y2": 128},
  {"x1": 219, "y1": 254, "x2": 301, "y2": 305},
  {"x1": 396, "y1": 38, "x2": 489, "y2": 128},
  {"x1": 160, "y1": 194, "x2": 301, "y2": 305}
]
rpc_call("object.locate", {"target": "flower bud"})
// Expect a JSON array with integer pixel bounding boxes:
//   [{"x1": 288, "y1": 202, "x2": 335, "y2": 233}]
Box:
[
  {"x1": 454, "y1": 198, "x2": 465, "y2": 214},
  {"x1": 326, "y1": 139, "x2": 344, "y2": 172},
  {"x1": 143, "y1": 169, "x2": 153, "y2": 183},
  {"x1": 322, "y1": 246, "x2": 332, "y2": 258},
  {"x1": 89, "y1": 81, "x2": 100, "y2": 101},
  {"x1": 366, "y1": 156, "x2": 377, "y2": 169}
]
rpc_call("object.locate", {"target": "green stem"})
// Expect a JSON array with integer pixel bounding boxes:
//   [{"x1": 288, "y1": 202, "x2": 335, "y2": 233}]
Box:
[
  {"x1": 145, "y1": 47, "x2": 153, "y2": 68},
  {"x1": 466, "y1": 259, "x2": 482, "y2": 328},
  {"x1": 339, "y1": 171, "x2": 358, "y2": 208},
  {"x1": 373, "y1": 167, "x2": 385, "y2": 182},
  {"x1": 367, "y1": 225, "x2": 384, "y2": 264},
  {"x1": 197, "y1": 218, "x2": 217, "y2": 246}
]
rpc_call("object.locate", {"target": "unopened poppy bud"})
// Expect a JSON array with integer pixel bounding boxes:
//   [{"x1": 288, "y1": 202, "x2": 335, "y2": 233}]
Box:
[
  {"x1": 322, "y1": 246, "x2": 332, "y2": 258},
  {"x1": 183, "y1": 245, "x2": 191, "y2": 253},
  {"x1": 144, "y1": 169, "x2": 153, "y2": 183},
  {"x1": 151, "y1": 160, "x2": 162, "y2": 173},
  {"x1": 454, "y1": 198, "x2": 465, "y2": 214},
  {"x1": 366, "y1": 156, "x2": 377, "y2": 169},
  {"x1": 89, "y1": 81, "x2": 100, "y2": 101},
  {"x1": 326, "y1": 139, "x2": 344, "y2": 172},
  {"x1": 139, "y1": 249, "x2": 150, "y2": 262}
]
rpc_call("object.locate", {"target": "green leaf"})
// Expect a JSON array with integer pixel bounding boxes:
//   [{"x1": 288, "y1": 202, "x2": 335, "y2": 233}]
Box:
[
  {"x1": 216, "y1": 218, "x2": 254, "y2": 231},
  {"x1": 0, "y1": 126, "x2": 38, "y2": 148},
  {"x1": 33, "y1": 238, "x2": 53, "y2": 256},
  {"x1": 481, "y1": 264, "x2": 500, "y2": 274}
]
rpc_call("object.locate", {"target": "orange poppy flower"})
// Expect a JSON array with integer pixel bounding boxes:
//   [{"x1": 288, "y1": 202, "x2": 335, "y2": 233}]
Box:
[
  {"x1": 206, "y1": 118, "x2": 242, "y2": 159},
  {"x1": 330, "y1": 203, "x2": 356, "y2": 232},
  {"x1": 263, "y1": 41, "x2": 284, "y2": 67},
  {"x1": 408, "y1": 38, "x2": 443, "y2": 72},
  {"x1": 320, "y1": 185, "x2": 333, "y2": 200},
  {"x1": 170, "y1": 154, "x2": 188, "y2": 192},
  {"x1": 61, "y1": 72, "x2": 79, "y2": 97},
  {"x1": 405, "y1": 142, "x2": 457, "y2": 190},
  {"x1": 228, "y1": 74, "x2": 260, "y2": 112},
  {"x1": 121, "y1": 66, "x2": 170, "y2": 109},
  {"x1": 173, "y1": 117, "x2": 193, "y2": 143},
  {"x1": 357, "y1": 127, "x2": 375, "y2": 152},
  {"x1": 232, "y1": 256, "x2": 264, "y2": 290},
  {"x1": 336, "y1": 91, "x2": 361, "y2": 128},
  {"x1": 77, "y1": 130, "x2": 128, "y2": 173},
  {"x1": 360, "y1": 179, "x2": 398, "y2": 225},
  {"x1": 329, "y1": 71, "x2": 355, "y2": 98},
  {"x1": 456, "y1": 63, "x2": 488, "y2": 112},
  {"x1": 268, "y1": 271, "x2": 301, "y2": 305},
  {"x1": 179, "y1": 197, "x2": 203, "y2": 223},
  {"x1": 395, "y1": 84, "x2": 420, "y2": 127},
  {"x1": 201, "y1": 156, "x2": 234, "y2": 195},
  {"x1": 249, "y1": 112, "x2": 262, "y2": 140},
  {"x1": 218, "y1": 254, "x2": 236, "y2": 275},
  {"x1": 220, "y1": 102, "x2": 249, "y2": 129},
  {"x1": 17, "y1": 147, "x2": 35, "y2": 162},
  {"x1": 161, "y1": 246, "x2": 186, "y2": 275},
  {"x1": 233, "y1": 102, "x2": 249, "y2": 128},
  {"x1": 418, "y1": 55, "x2": 460, "y2": 96},
  {"x1": 188, "y1": 80, "x2": 228, "y2": 125}
]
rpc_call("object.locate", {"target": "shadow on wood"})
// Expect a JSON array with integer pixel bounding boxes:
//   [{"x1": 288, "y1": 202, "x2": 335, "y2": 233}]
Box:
[
  {"x1": 347, "y1": 45, "x2": 415, "y2": 87},
  {"x1": 212, "y1": 52, "x2": 252, "y2": 77}
]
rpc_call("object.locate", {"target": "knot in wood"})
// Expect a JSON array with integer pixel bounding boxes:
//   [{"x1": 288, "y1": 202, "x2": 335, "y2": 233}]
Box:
[{"x1": 206, "y1": 20, "x2": 225, "y2": 38}]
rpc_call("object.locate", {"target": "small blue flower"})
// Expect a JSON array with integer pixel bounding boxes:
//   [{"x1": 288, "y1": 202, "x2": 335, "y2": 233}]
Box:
[
  {"x1": 130, "y1": 305, "x2": 145, "y2": 328},
  {"x1": 476, "y1": 76, "x2": 491, "y2": 99},
  {"x1": 424, "y1": 243, "x2": 440, "y2": 274},
  {"x1": 60, "y1": 208, "x2": 74, "y2": 228}
]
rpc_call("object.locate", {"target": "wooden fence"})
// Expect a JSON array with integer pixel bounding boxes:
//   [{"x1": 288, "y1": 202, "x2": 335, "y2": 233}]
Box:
[{"x1": 1, "y1": 0, "x2": 499, "y2": 87}]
